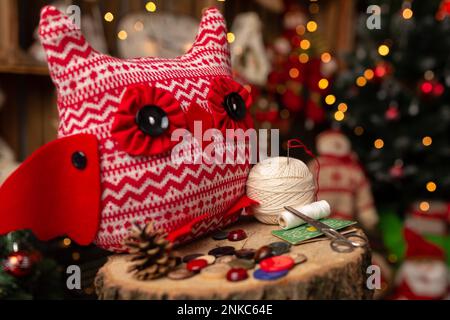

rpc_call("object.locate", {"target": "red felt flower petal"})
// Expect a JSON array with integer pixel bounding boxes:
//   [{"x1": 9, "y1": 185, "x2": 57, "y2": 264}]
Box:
[
  {"x1": 111, "y1": 84, "x2": 187, "y2": 156},
  {"x1": 207, "y1": 77, "x2": 254, "y2": 134}
]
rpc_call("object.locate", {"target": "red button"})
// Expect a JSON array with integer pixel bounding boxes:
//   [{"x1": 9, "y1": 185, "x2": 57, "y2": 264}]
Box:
[
  {"x1": 259, "y1": 256, "x2": 294, "y2": 272},
  {"x1": 226, "y1": 268, "x2": 248, "y2": 282},
  {"x1": 186, "y1": 259, "x2": 208, "y2": 272},
  {"x1": 227, "y1": 229, "x2": 247, "y2": 241}
]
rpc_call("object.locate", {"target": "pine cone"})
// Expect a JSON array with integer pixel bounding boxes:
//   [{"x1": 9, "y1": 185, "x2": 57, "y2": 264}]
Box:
[{"x1": 123, "y1": 222, "x2": 179, "y2": 280}]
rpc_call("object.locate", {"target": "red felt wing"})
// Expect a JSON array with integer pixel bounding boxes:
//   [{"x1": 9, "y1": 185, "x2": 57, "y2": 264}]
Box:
[{"x1": 0, "y1": 134, "x2": 101, "y2": 245}]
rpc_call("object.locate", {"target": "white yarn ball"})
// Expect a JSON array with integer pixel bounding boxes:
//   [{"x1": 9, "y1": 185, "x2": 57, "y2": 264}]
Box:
[{"x1": 246, "y1": 157, "x2": 316, "y2": 224}]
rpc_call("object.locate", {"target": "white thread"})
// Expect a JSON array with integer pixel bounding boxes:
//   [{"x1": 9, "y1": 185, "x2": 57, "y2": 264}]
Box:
[
  {"x1": 246, "y1": 157, "x2": 316, "y2": 224},
  {"x1": 278, "y1": 200, "x2": 331, "y2": 229}
]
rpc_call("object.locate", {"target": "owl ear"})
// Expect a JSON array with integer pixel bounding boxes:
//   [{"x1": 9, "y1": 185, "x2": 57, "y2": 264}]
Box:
[
  {"x1": 190, "y1": 7, "x2": 230, "y2": 55},
  {"x1": 38, "y1": 5, "x2": 94, "y2": 77}
]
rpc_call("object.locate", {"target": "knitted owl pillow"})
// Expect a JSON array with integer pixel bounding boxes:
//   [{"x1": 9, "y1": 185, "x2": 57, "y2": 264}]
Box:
[{"x1": 0, "y1": 6, "x2": 255, "y2": 252}]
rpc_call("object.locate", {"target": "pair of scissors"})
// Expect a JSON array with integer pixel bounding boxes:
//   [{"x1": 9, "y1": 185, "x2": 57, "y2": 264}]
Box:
[{"x1": 284, "y1": 206, "x2": 368, "y2": 253}]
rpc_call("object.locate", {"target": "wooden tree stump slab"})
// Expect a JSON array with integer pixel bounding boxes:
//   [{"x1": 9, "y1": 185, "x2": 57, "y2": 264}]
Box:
[{"x1": 95, "y1": 218, "x2": 373, "y2": 300}]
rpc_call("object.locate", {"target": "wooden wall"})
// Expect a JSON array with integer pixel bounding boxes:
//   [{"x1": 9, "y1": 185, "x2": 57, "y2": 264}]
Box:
[
  {"x1": 0, "y1": 0, "x2": 57, "y2": 160},
  {"x1": 0, "y1": 74, "x2": 57, "y2": 161}
]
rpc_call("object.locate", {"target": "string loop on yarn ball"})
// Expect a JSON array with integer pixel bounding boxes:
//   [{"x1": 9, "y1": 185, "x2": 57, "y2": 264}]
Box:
[
  {"x1": 246, "y1": 157, "x2": 316, "y2": 225},
  {"x1": 287, "y1": 139, "x2": 320, "y2": 200}
]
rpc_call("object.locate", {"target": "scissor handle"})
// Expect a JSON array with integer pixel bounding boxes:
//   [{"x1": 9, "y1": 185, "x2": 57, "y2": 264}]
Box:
[
  {"x1": 322, "y1": 228, "x2": 343, "y2": 239},
  {"x1": 345, "y1": 234, "x2": 368, "y2": 247},
  {"x1": 329, "y1": 233, "x2": 368, "y2": 253}
]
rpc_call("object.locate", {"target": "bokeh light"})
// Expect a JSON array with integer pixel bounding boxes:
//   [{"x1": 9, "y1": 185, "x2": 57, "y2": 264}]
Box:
[
  {"x1": 338, "y1": 103, "x2": 348, "y2": 112},
  {"x1": 378, "y1": 44, "x2": 390, "y2": 56},
  {"x1": 325, "y1": 94, "x2": 336, "y2": 105},
  {"x1": 318, "y1": 78, "x2": 329, "y2": 90},
  {"x1": 118, "y1": 30, "x2": 128, "y2": 40},
  {"x1": 289, "y1": 68, "x2": 300, "y2": 79},
  {"x1": 402, "y1": 8, "x2": 413, "y2": 19},
  {"x1": 374, "y1": 139, "x2": 384, "y2": 149},
  {"x1": 145, "y1": 1, "x2": 157, "y2": 12},
  {"x1": 104, "y1": 12, "x2": 114, "y2": 22},
  {"x1": 419, "y1": 201, "x2": 430, "y2": 212},
  {"x1": 306, "y1": 21, "x2": 318, "y2": 32},
  {"x1": 426, "y1": 182, "x2": 437, "y2": 192},
  {"x1": 227, "y1": 32, "x2": 236, "y2": 43},
  {"x1": 356, "y1": 76, "x2": 367, "y2": 87},
  {"x1": 422, "y1": 136, "x2": 433, "y2": 146},
  {"x1": 321, "y1": 52, "x2": 332, "y2": 63},
  {"x1": 334, "y1": 111, "x2": 345, "y2": 121}
]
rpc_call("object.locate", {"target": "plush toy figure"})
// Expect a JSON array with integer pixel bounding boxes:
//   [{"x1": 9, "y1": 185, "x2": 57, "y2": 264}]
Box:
[
  {"x1": 392, "y1": 228, "x2": 449, "y2": 300},
  {"x1": 404, "y1": 200, "x2": 449, "y2": 236},
  {"x1": 230, "y1": 12, "x2": 271, "y2": 86},
  {"x1": 0, "y1": 6, "x2": 255, "y2": 252},
  {"x1": 308, "y1": 130, "x2": 379, "y2": 231}
]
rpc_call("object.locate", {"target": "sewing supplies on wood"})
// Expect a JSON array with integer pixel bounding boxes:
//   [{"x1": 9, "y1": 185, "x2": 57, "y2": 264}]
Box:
[
  {"x1": 272, "y1": 219, "x2": 357, "y2": 245},
  {"x1": 159, "y1": 225, "x2": 314, "y2": 284},
  {"x1": 98, "y1": 220, "x2": 371, "y2": 299},
  {"x1": 246, "y1": 157, "x2": 316, "y2": 224},
  {"x1": 283, "y1": 207, "x2": 367, "y2": 252},
  {"x1": 278, "y1": 200, "x2": 331, "y2": 229}
]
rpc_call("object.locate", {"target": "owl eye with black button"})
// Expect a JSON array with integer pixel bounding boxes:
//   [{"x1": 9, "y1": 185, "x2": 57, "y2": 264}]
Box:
[
  {"x1": 207, "y1": 77, "x2": 254, "y2": 134},
  {"x1": 223, "y1": 92, "x2": 247, "y2": 121},
  {"x1": 111, "y1": 85, "x2": 187, "y2": 156},
  {"x1": 136, "y1": 105, "x2": 170, "y2": 137}
]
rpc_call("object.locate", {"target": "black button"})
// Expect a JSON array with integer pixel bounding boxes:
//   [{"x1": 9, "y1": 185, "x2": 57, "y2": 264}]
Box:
[
  {"x1": 223, "y1": 92, "x2": 247, "y2": 121},
  {"x1": 72, "y1": 152, "x2": 87, "y2": 170},
  {"x1": 208, "y1": 246, "x2": 235, "y2": 257},
  {"x1": 135, "y1": 105, "x2": 169, "y2": 137},
  {"x1": 212, "y1": 230, "x2": 229, "y2": 241}
]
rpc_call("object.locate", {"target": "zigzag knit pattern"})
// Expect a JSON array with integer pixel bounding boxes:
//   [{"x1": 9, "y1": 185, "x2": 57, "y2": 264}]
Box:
[{"x1": 39, "y1": 6, "x2": 250, "y2": 251}]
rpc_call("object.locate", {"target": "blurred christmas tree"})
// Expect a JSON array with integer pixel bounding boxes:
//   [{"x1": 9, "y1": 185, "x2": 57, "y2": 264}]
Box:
[
  {"x1": 0, "y1": 231, "x2": 63, "y2": 299},
  {"x1": 248, "y1": 0, "x2": 338, "y2": 158},
  {"x1": 333, "y1": 0, "x2": 450, "y2": 208}
]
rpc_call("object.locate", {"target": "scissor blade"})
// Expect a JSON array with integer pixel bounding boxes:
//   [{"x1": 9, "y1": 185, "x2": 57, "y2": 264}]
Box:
[{"x1": 284, "y1": 206, "x2": 331, "y2": 230}]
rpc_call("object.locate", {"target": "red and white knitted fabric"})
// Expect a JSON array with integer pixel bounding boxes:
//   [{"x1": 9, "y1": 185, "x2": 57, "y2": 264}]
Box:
[{"x1": 38, "y1": 6, "x2": 251, "y2": 251}]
